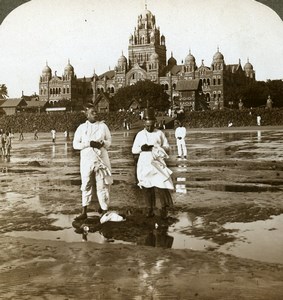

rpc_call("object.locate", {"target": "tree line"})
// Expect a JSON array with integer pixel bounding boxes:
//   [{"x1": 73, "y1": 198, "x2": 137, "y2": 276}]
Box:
[
  {"x1": 1, "y1": 79, "x2": 283, "y2": 111},
  {"x1": 225, "y1": 80, "x2": 283, "y2": 109}
]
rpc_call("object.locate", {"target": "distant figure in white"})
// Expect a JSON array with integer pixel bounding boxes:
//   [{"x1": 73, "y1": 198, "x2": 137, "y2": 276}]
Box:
[
  {"x1": 51, "y1": 129, "x2": 56, "y2": 143},
  {"x1": 266, "y1": 95, "x2": 273, "y2": 109},
  {"x1": 257, "y1": 115, "x2": 261, "y2": 126},
  {"x1": 175, "y1": 122, "x2": 187, "y2": 159}
]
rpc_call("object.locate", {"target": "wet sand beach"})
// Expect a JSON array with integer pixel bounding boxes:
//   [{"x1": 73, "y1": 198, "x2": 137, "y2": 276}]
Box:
[{"x1": 0, "y1": 126, "x2": 283, "y2": 299}]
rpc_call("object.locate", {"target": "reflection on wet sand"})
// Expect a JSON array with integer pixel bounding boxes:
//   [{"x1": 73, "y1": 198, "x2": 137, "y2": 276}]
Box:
[
  {"x1": 140, "y1": 225, "x2": 174, "y2": 248},
  {"x1": 1, "y1": 130, "x2": 283, "y2": 264}
]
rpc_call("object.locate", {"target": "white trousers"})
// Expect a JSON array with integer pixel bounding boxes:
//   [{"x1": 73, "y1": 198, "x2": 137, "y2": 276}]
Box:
[
  {"x1": 176, "y1": 139, "x2": 187, "y2": 157},
  {"x1": 80, "y1": 162, "x2": 110, "y2": 210}
]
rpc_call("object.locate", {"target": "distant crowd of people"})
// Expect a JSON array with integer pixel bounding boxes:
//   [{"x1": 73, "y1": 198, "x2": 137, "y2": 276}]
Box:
[
  {"x1": 0, "y1": 110, "x2": 140, "y2": 135},
  {"x1": 183, "y1": 107, "x2": 283, "y2": 128}
]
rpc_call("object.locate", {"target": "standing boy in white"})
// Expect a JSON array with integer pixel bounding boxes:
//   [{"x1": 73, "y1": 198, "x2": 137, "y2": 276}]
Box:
[{"x1": 175, "y1": 122, "x2": 187, "y2": 159}]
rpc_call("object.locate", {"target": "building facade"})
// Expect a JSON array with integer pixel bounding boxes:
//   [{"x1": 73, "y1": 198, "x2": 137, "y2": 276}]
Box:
[{"x1": 39, "y1": 6, "x2": 256, "y2": 110}]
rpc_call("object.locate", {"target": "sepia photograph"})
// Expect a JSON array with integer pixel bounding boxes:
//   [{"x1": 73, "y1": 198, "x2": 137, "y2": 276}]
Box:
[{"x1": 0, "y1": 0, "x2": 283, "y2": 299}]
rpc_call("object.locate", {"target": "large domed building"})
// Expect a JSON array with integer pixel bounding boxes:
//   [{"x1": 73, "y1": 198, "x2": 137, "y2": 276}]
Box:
[{"x1": 39, "y1": 6, "x2": 256, "y2": 111}]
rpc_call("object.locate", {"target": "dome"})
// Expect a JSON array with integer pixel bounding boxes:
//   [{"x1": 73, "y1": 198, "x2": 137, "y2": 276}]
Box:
[
  {"x1": 42, "y1": 64, "x2": 51, "y2": 75},
  {"x1": 150, "y1": 52, "x2": 159, "y2": 61},
  {"x1": 168, "y1": 53, "x2": 177, "y2": 65},
  {"x1": 185, "y1": 52, "x2": 195, "y2": 65},
  {"x1": 244, "y1": 60, "x2": 253, "y2": 70},
  {"x1": 118, "y1": 53, "x2": 127, "y2": 64},
  {"x1": 142, "y1": 9, "x2": 152, "y2": 19},
  {"x1": 213, "y1": 49, "x2": 224, "y2": 61},
  {"x1": 168, "y1": 56, "x2": 177, "y2": 65},
  {"x1": 64, "y1": 61, "x2": 74, "y2": 72}
]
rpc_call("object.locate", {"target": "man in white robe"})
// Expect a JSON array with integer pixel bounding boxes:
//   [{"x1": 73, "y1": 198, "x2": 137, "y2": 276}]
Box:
[
  {"x1": 132, "y1": 108, "x2": 174, "y2": 218},
  {"x1": 73, "y1": 104, "x2": 112, "y2": 220}
]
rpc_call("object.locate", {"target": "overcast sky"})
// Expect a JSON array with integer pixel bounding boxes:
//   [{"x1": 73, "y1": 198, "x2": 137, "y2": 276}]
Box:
[{"x1": 0, "y1": 0, "x2": 282, "y2": 98}]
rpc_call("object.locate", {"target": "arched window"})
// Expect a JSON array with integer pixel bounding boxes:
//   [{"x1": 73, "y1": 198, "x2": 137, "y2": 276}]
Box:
[
  {"x1": 213, "y1": 78, "x2": 216, "y2": 85},
  {"x1": 173, "y1": 83, "x2": 176, "y2": 90},
  {"x1": 207, "y1": 79, "x2": 210, "y2": 85},
  {"x1": 165, "y1": 84, "x2": 169, "y2": 90},
  {"x1": 110, "y1": 87, "x2": 114, "y2": 93},
  {"x1": 67, "y1": 87, "x2": 69, "y2": 93},
  {"x1": 218, "y1": 78, "x2": 221, "y2": 85},
  {"x1": 206, "y1": 93, "x2": 210, "y2": 102}
]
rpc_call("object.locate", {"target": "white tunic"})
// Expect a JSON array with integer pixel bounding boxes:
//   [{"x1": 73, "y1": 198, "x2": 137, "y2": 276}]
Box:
[
  {"x1": 175, "y1": 126, "x2": 186, "y2": 139},
  {"x1": 73, "y1": 120, "x2": 112, "y2": 209},
  {"x1": 73, "y1": 120, "x2": 111, "y2": 169},
  {"x1": 132, "y1": 129, "x2": 174, "y2": 189}
]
